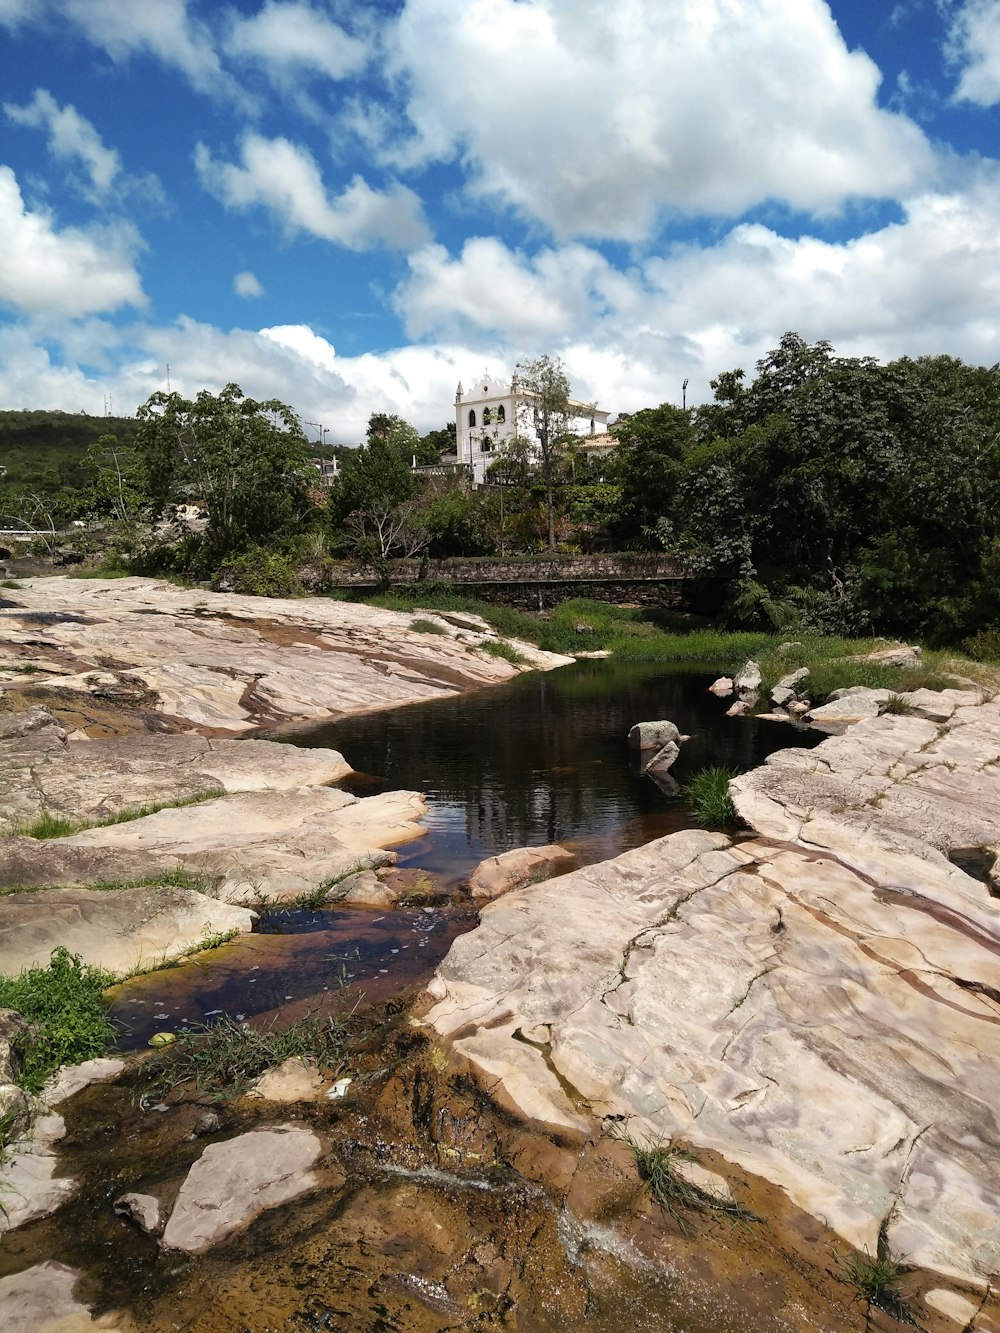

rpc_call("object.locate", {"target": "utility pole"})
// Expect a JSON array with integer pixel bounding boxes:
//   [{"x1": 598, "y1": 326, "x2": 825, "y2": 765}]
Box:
[{"x1": 682, "y1": 379, "x2": 689, "y2": 410}]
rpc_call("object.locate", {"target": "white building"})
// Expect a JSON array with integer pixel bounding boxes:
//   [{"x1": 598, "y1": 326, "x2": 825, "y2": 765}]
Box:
[{"x1": 455, "y1": 371, "x2": 610, "y2": 485}]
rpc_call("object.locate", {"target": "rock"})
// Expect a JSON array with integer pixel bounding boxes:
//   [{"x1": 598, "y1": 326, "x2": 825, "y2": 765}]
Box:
[
  {"x1": 627, "y1": 720, "x2": 680, "y2": 751},
  {"x1": 0, "y1": 1008, "x2": 30, "y2": 1082},
  {"x1": 708, "y1": 677, "x2": 733, "y2": 696},
  {"x1": 43, "y1": 1057, "x2": 125, "y2": 1105},
  {"x1": 114, "y1": 1191, "x2": 163, "y2": 1235},
  {"x1": 641, "y1": 739, "x2": 680, "y2": 775},
  {"x1": 725, "y1": 700, "x2": 750, "y2": 717},
  {"x1": 860, "y1": 644, "x2": 922, "y2": 668},
  {"x1": 161, "y1": 1123, "x2": 324, "y2": 1254},
  {"x1": 61, "y1": 786, "x2": 427, "y2": 905},
  {"x1": 248, "y1": 1057, "x2": 325, "y2": 1102},
  {"x1": 469, "y1": 845, "x2": 575, "y2": 900},
  {"x1": 426, "y1": 694, "x2": 1000, "y2": 1293},
  {"x1": 337, "y1": 869, "x2": 398, "y2": 908},
  {"x1": 787, "y1": 700, "x2": 810, "y2": 714},
  {"x1": 0, "y1": 577, "x2": 573, "y2": 734},
  {"x1": 755, "y1": 711, "x2": 791, "y2": 722},
  {"x1": 776, "y1": 641, "x2": 802, "y2": 654},
  {"x1": 733, "y1": 659, "x2": 762, "y2": 692},
  {"x1": 0, "y1": 1083, "x2": 32, "y2": 1139},
  {"x1": 0, "y1": 1261, "x2": 125, "y2": 1332},
  {"x1": 0, "y1": 884, "x2": 255, "y2": 976},
  {"x1": 805, "y1": 689, "x2": 886, "y2": 725},
  {"x1": 771, "y1": 667, "x2": 809, "y2": 706},
  {"x1": 192, "y1": 1109, "x2": 221, "y2": 1137},
  {"x1": 0, "y1": 1110, "x2": 73, "y2": 1234},
  {"x1": 0, "y1": 706, "x2": 66, "y2": 749}
]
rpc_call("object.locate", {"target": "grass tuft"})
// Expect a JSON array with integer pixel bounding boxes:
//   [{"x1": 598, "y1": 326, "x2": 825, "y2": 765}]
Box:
[
  {"x1": 135, "y1": 1012, "x2": 350, "y2": 1102},
  {"x1": 7, "y1": 791, "x2": 219, "y2": 840},
  {"x1": 0, "y1": 948, "x2": 117, "y2": 1093},
  {"x1": 0, "y1": 580, "x2": 22, "y2": 590},
  {"x1": 838, "y1": 1241, "x2": 913, "y2": 1322},
  {"x1": 882, "y1": 693, "x2": 914, "y2": 715},
  {"x1": 479, "y1": 639, "x2": 528, "y2": 666},
  {"x1": 409, "y1": 617, "x2": 447, "y2": 635},
  {"x1": 613, "y1": 1125, "x2": 760, "y2": 1235},
  {"x1": 684, "y1": 767, "x2": 739, "y2": 828}
]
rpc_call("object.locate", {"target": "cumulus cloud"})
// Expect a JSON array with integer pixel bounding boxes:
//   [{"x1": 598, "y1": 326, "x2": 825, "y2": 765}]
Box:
[
  {"x1": 62, "y1": 0, "x2": 231, "y2": 95},
  {"x1": 5, "y1": 88, "x2": 120, "y2": 200},
  {"x1": 383, "y1": 0, "x2": 934, "y2": 241},
  {"x1": 949, "y1": 0, "x2": 1000, "y2": 105},
  {"x1": 233, "y1": 270, "x2": 264, "y2": 298},
  {"x1": 0, "y1": 166, "x2": 144, "y2": 318},
  {"x1": 225, "y1": 1, "x2": 368, "y2": 80},
  {"x1": 194, "y1": 133, "x2": 431, "y2": 250}
]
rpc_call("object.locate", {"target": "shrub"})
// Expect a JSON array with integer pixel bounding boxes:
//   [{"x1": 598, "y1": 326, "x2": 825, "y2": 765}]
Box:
[
  {"x1": 221, "y1": 548, "x2": 302, "y2": 598},
  {"x1": 962, "y1": 626, "x2": 1000, "y2": 662},
  {"x1": 0, "y1": 948, "x2": 117, "y2": 1092}
]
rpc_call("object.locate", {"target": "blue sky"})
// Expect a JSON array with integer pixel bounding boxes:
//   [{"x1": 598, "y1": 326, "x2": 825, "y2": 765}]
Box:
[{"x1": 1, "y1": 0, "x2": 999, "y2": 441}]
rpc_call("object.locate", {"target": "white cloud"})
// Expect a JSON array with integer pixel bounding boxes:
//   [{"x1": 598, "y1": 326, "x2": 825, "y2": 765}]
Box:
[
  {"x1": 5, "y1": 88, "x2": 120, "y2": 200},
  {"x1": 233, "y1": 270, "x2": 264, "y2": 298},
  {"x1": 60, "y1": 0, "x2": 230, "y2": 96},
  {"x1": 383, "y1": 0, "x2": 934, "y2": 241},
  {"x1": 225, "y1": 1, "x2": 368, "y2": 80},
  {"x1": 194, "y1": 133, "x2": 431, "y2": 250},
  {"x1": 949, "y1": 0, "x2": 1000, "y2": 105},
  {"x1": 0, "y1": 166, "x2": 144, "y2": 318}
]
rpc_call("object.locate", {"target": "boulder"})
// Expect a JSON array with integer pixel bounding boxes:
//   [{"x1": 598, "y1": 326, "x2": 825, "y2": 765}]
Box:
[
  {"x1": 114, "y1": 1191, "x2": 163, "y2": 1236},
  {"x1": 627, "y1": 720, "x2": 680, "y2": 751},
  {"x1": 640, "y1": 740, "x2": 680, "y2": 775},
  {"x1": 708, "y1": 677, "x2": 733, "y2": 696},
  {"x1": 248, "y1": 1057, "x2": 325, "y2": 1103},
  {"x1": 0, "y1": 1261, "x2": 125, "y2": 1332},
  {"x1": 469, "y1": 845, "x2": 575, "y2": 900},
  {"x1": 805, "y1": 689, "x2": 886, "y2": 726},
  {"x1": 771, "y1": 667, "x2": 809, "y2": 707},
  {"x1": 861, "y1": 644, "x2": 922, "y2": 668},
  {"x1": 161, "y1": 1123, "x2": 324, "y2": 1254},
  {"x1": 725, "y1": 700, "x2": 750, "y2": 717},
  {"x1": 733, "y1": 659, "x2": 762, "y2": 692}
]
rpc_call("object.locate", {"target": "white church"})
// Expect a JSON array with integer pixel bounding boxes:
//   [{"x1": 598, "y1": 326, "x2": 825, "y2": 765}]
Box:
[{"x1": 455, "y1": 371, "x2": 611, "y2": 486}]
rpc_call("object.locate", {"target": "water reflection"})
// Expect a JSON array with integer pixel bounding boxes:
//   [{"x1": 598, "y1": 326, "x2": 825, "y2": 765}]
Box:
[{"x1": 286, "y1": 660, "x2": 820, "y2": 882}]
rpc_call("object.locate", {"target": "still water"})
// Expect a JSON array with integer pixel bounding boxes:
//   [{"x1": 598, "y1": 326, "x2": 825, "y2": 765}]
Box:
[{"x1": 287, "y1": 657, "x2": 820, "y2": 883}]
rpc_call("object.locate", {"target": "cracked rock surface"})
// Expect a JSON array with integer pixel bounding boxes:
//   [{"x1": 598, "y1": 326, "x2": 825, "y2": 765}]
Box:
[{"x1": 425, "y1": 698, "x2": 1000, "y2": 1310}]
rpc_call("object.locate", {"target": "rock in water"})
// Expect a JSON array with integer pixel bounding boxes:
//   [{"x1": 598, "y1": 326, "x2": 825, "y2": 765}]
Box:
[
  {"x1": 161, "y1": 1124, "x2": 324, "y2": 1254},
  {"x1": 627, "y1": 720, "x2": 681, "y2": 750},
  {"x1": 733, "y1": 659, "x2": 762, "y2": 692},
  {"x1": 469, "y1": 845, "x2": 574, "y2": 899}
]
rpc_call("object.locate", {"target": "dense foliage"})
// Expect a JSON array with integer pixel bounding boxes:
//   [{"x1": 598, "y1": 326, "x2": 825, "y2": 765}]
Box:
[{"x1": 7, "y1": 335, "x2": 1000, "y2": 648}]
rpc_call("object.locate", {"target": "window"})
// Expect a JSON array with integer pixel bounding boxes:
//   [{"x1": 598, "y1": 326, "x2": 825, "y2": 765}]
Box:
[
  {"x1": 497, "y1": 404, "x2": 506, "y2": 423},
  {"x1": 483, "y1": 406, "x2": 492, "y2": 425},
  {"x1": 468, "y1": 409, "x2": 476, "y2": 427}
]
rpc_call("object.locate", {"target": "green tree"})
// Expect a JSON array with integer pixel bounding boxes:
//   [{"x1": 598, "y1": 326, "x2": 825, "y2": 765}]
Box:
[
  {"x1": 515, "y1": 354, "x2": 577, "y2": 551},
  {"x1": 611, "y1": 404, "x2": 694, "y2": 546},
  {"x1": 135, "y1": 384, "x2": 313, "y2": 562},
  {"x1": 329, "y1": 412, "x2": 425, "y2": 562}
]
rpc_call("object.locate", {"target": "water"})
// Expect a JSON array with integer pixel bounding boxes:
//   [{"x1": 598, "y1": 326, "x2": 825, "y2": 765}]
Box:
[{"x1": 286, "y1": 658, "x2": 819, "y2": 883}]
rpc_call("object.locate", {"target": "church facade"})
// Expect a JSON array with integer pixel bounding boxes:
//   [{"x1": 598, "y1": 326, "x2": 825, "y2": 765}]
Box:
[{"x1": 455, "y1": 371, "x2": 610, "y2": 485}]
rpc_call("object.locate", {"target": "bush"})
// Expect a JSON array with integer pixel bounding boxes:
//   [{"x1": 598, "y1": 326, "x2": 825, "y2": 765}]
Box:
[
  {"x1": 0, "y1": 948, "x2": 117, "y2": 1092},
  {"x1": 962, "y1": 626, "x2": 1000, "y2": 662},
  {"x1": 684, "y1": 767, "x2": 739, "y2": 827},
  {"x1": 220, "y1": 548, "x2": 302, "y2": 598}
]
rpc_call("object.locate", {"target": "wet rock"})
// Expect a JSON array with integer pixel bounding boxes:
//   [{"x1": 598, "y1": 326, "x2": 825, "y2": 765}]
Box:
[
  {"x1": 192, "y1": 1109, "x2": 221, "y2": 1137},
  {"x1": 641, "y1": 739, "x2": 680, "y2": 775},
  {"x1": 627, "y1": 720, "x2": 680, "y2": 750},
  {"x1": 787, "y1": 700, "x2": 810, "y2": 714},
  {"x1": 0, "y1": 884, "x2": 255, "y2": 975},
  {"x1": 114, "y1": 1191, "x2": 163, "y2": 1236},
  {"x1": 161, "y1": 1123, "x2": 324, "y2": 1254},
  {"x1": 337, "y1": 869, "x2": 398, "y2": 908},
  {"x1": 733, "y1": 659, "x2": 762, "y2": 692},
  {"x1": 708, "y1": 676, "x2": 733, "y2": 695},
  {"x1": 468, "y1": 845, "x2": 575, "y2": 899},
  {"x1": 248, "y1": 1057, "x2": 325, "y2": 1103},
  {"x1": 0, "y1": 1261, "x2": 125, "y2": 1332},
  {"x1": 43, "y1": 1057, "x2": 126, "y2": 1104}
]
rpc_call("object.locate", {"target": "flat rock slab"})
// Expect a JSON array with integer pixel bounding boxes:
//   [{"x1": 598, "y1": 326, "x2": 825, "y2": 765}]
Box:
[
  {"x1": 61, "y1": 786, "x2": 428, "y2": 903},
  {"x1": 0, "y1": 886, "x2": 256, "y2": 976},
  {"x1": 469, "y1": 845, "x2": 575, "y2": 899},
  {"x1": 0, "y1": 1262, "x2": 125, "y2": 1332},
  {"x1": 0, "y1": 577, "x2": 571, "y2": 734},
  {"x1": 161, "y1": 1123, "x2": 324, "y2": 1254},
  {"x1": 0, "y1": 721, "x2": 351, "y2": 833},
  {"x1": 426, "y1": 695, "x2": 1000, "y2": 1296}
]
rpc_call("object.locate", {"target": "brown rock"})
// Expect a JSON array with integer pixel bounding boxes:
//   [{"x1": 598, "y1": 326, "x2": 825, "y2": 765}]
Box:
[{"x1": 468, "y1": 845, "x2": 575, "y2": 899}]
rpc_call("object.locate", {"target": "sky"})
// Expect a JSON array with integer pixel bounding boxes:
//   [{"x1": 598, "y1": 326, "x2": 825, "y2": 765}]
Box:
[{"x1": 1, "y1": 0, "x2": 1000, "y2": 442}]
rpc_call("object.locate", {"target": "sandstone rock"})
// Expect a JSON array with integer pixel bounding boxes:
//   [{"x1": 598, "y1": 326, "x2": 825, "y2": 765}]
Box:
[
  {"x1": 114, "y1": 1191, "x2": 163, "y2": 1235},
  {"x1": 0, "y1": 577, "x2": 572, "y2": 734},
  {"x1": 861, "y1": 644, "x2": 922, "y2": 668},
  {"x1": 708, "y1": 677, "x2": 733, "y2": 696},
  {"x1": 248, "y1": 1057, "x2": 325, "y2": 1102},
  {"x1": 61, "y1": 786, "x2": 427, "y2": 905},
  {"x1": 337, "y1": 869, "x2": 398, "y2": 908},
  {"x1": 805, "y1": 689, "x2": 885, "y2": 725},
  {"x1": 43, "y1": 1057, "x2": 125, "y2": 1105},
  {"x1": 161, "y1": 1123, "x2": 324, "y2": 1254},
  {"x1": 627, "y1": 720, "x2": 680, "y2": 751},
  {"x1": 641, "y1": 740, "x2": 680, "y2": 775},
  {"x1": 733, "y1": 659, "x2": 762, "y2": 692},
  {"x1": 468, "y1": 845, "x2": 575, "y2": 899},
  {"x1": 771, "y1": 667, "x2": 809, "y2": 707},
  {"x1": 725, "y1": 700, "x2": 750, "y2": 717},
  {"x1": 0, "y1": 1083, "x2": 32, "y2": 1138},
  {"x1": 0, "y1": 886, "x2": 255, "y2": 976},
  {"x1": 0, "y1": 1111, "x2": 72, "y2": 1234},
  {"x1": 0, "y1": 1261, "x2": 125, "y2": 1332}
]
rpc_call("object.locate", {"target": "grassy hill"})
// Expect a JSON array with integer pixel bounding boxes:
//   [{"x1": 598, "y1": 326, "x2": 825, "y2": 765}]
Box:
[{"x1": 0, "y1": 411, "x2": 139, "y2": 496}]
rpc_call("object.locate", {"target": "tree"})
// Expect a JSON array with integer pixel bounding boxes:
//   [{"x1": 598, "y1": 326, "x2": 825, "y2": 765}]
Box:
[
  {"x1": 515, "y1": 354, "x2": 577, "y2": 551},
  {"x1": 611, "y1": 404, "x2": 694, "y2": 546},
  {"x1": 329, "y1": 412, "x2": 425, "y2": 562},
  {"x1": 135, "y1": 384, "x2": 313, "y2": 562},
  {"x1": 81, "y1": 435, "x2": 148, "y2": 531}
]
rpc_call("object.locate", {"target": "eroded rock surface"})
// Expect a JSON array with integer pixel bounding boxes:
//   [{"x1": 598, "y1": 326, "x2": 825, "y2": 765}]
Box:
[
  {"x1": 0, "y1": 1262, "x2": 126, "y2": 1332},
  {"x1": 425, "y1": 695, "x2": 1000, "y2": 1309},
  {"x1": 161, "y1": 1123, "x2": 324, "y2": 1254},
  {"x1": 468, "y1": 845, "x2": 575, "y2": 899},
  {"x1": 0, "y1": 577, "x2": 571, "y2": 734}
]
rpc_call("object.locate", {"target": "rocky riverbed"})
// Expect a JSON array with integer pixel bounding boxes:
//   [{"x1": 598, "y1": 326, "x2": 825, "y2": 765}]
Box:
[{"x1": 2, "y1": 578, "x2": 998, "y2": 1331}]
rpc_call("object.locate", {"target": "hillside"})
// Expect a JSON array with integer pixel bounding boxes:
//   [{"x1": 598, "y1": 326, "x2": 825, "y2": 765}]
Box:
[{"x1": 0, "y1": 410, "x2": 139, "y2": 495}]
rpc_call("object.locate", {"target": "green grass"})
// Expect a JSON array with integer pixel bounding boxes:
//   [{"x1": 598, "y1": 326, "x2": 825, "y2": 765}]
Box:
[
  {"x1": 0, "y1": 948, "x2": 117, "y2": 1093},
  {"x1": 7, "y1": 791, "x2": 219, "y2": 840},
  {"x1": 0, "y1": 580, "x2": 22, "y2": 590},
  {"x1": 134, "y1": 1012, "x2": 350, "y2": 1101},
  {"x1": 479, "y1": 638, "x2": 528, "y2": 666},
  {"x1": 684, "y1": 767, "x2": 740, "y2": 828},
  {"x1": 882, "y1": 693, "x2": 914, "y2": 715},
  {"x1": 409, "y1": 617, "x2": 447, "y2": 635},
  {"x1": 0, "y1": 868, "x2": 208, "y2": 898},
  {"x1": 838, "y1": 1241, "x2": 913, "y2": 1322},
  {"x1": 615, "y1": 1127, "x2": 760, "y2": 1235}
]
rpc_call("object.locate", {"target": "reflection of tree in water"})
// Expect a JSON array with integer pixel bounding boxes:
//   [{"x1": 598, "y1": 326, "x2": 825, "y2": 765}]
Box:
[{"x1": 297, "y1": 662, "x2": 820, "y2": 866}]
